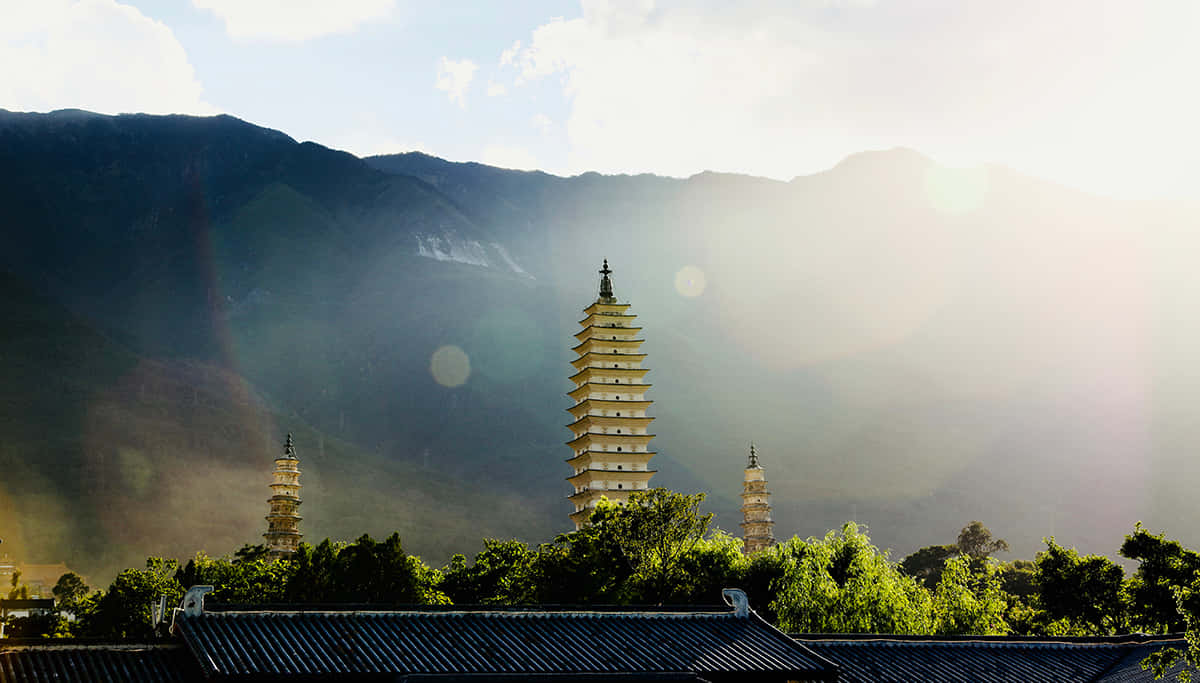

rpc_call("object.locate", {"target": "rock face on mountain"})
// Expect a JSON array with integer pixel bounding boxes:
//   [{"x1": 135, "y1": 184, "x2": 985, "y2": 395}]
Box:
[{"x1": 1, "y1": 109, "x2": 1198, "y2": 580}]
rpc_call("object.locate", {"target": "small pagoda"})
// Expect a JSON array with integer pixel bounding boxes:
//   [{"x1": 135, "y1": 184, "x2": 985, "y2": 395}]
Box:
[
  {"x1": 264, "y1": 433, "x2": 302, "y2": 557},
  {"x1": 740, "y1": 444, "x2": 775, "y2": 554},
  {"x1": 566, "y1": 260, "x2": 657, "y2": 528}
]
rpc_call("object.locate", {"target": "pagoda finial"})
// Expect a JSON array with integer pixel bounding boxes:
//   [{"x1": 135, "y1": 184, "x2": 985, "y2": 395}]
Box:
[
  {"x1": 599, "y1": 259, "x2": 614, "y2": 300},
  {"x1": 748, "y1": 442, "x2": 760, "y2": 468},
  {"x1": 284, "y1": 433, "x2": 297, "y2": 459}
]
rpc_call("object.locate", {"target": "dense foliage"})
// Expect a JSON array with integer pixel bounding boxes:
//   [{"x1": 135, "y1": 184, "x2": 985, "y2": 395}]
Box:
[{"x1": 8, "y1": 488, "x2": 1200, "y2": 679}]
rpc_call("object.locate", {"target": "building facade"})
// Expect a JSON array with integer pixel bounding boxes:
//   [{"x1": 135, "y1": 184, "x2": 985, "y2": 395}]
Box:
[
  {"x1": 263, "y1": 433, "x2": 302, "y2": 556},
  {"x1": 566, "y1": 260, "x2": 657, "y2": 528}
]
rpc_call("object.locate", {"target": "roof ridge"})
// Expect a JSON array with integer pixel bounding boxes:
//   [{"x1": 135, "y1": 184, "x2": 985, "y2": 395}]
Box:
[{"x1": 196, "y1": 608, "x2": 740, "y2": 619}]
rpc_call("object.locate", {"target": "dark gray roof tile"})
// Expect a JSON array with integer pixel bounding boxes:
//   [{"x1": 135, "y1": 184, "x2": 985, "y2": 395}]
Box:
[{"x1": 175, "y1": 609, "x2": 837, "y2": 680}]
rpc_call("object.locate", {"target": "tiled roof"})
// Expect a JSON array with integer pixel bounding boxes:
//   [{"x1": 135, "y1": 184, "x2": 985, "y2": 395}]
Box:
[
  {"x1": 173, "y1": 607, "x2": 837, "y2": 680},
  {"x1": 0, "y1": 642, "x2": 197, "y2": 683},
  {"x1": 794, "y1": 633, "x2": 1192, "y2": 683},
  {"x1": 0, "y1": 600, "x2": 55, "y2": 611}
]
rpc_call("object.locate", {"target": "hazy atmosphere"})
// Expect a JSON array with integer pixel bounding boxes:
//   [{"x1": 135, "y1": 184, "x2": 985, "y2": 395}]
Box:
[{"x1": 2, "y1": 0, "x2": 1199, "y2": 594}]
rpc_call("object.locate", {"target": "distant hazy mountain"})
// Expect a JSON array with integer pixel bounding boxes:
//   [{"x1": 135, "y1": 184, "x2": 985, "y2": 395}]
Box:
[{"x1": 1, "y1": 109, "x2": 1197, "y2": 581}]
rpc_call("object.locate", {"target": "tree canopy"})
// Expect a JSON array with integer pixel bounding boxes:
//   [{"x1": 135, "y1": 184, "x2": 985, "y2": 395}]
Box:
[{"x1": 16, "y1": 493, "x2": 1200, "y2": 671}]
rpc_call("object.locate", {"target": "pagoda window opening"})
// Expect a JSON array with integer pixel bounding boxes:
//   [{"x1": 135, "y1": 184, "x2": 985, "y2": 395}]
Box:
[
  {"x1": 617, "y1": 447, "x2": 623, "y2": 452},
  {"x1": 618, "y1": 484, "x2": 623, "y2": 489},
  {"x1": 616, "y1": 412, "x2": 621, "y2": 416}
]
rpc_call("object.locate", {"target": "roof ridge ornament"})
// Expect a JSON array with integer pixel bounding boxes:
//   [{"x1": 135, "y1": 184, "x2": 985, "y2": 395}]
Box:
[
  {"x1": 722, "y1": 588, "x2": 750, "y2": 617},
  {"x1": 284, "y1": 433, "x2": 297, "y2": 460},
  {"x1": 182, "y1": 585, "x2": 214, "y2": 617},
  {"x1": 748, "y1": 442, "x2": 760, "y2": 468}
]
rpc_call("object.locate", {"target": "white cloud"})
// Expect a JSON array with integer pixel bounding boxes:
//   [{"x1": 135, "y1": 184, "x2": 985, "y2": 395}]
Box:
[
  {"x1": 191, "y1": 0, "x2": 395, "y2": 42},
  {"x1": 508, "y1": 0, "x2": 1200, "y2": 199},
  {"x1": 322, "y1": 112, "x2": 426, "y2": 158},
  {"x1": 499, "y1": 40, "x2": 522, "y2": 66},
  {"x1": 0, "y1": 0, "x2": 215, "y2": 116},
  {"x1": 486, "y1": 81, "x2": 507, "y2": 97},
  {"x1": 532, "y1": 113, "x2": 553, "y2": 134},
  {"x1": 436, "y1": 57, "x2": 478, "y2": 109},
  {"x1": 480, "y1": 143, "x2": 543, "y2": 171}
]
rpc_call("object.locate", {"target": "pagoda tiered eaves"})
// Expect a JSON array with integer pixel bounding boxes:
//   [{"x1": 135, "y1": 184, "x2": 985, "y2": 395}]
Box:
[
  {"x1": 568, "y1": 366, "x2": 651, "y2": 383},
  {"x1": 565, "y1": 450, "x2": 657, "y2": 468},
  {"x1": 567, "y1": 382, "x2": 653, "y2": 402},
  {"x1": 740, "y1": 444, "x2": 776, "y2": 554},
  {"x1": 573, "y1": 325, "x2": 643, "y2": 341},
  {"x1": 570, "y1": 352, "x2": 648, "y2": 370},
  {"x1": 264, "y1": 434, "x2": 303, "y2": 557},
  {"x1": 567, "y1": 261, "x2": 658, "y2": 529},
  {"x1": 570, "y1": 337, "x2": 646, "y2": 354},
  {"x1": 582, "y1": 301, "x2": 631, "y2": 316},
  {"x1": 566, "y1": 399, "x2": 653, "y2": 419}
]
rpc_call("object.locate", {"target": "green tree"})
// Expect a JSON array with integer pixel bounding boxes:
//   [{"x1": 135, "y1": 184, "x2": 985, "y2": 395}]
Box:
[
  {"x1": 1140, "y1": 574, "x2": 1200, "y2": 681},
  {"x1": 997, "y1": 560, "x2": 1037, "y2": 602},
  {"x1": 4, "y1": 612, "x2": 61, "y2": 638},
  {"x1": 997, "y1": 559, "x2": 1039, "y2": 635},
  {"x1": 734, "y1": 539, "x2": 800, "y2": 624},
  {"x1": 899, "y1": 544, "x2": 958, "y2": 589},
  {"x1": 83, "y1": 558, "x2": 183, "y2": 638},
  {"x1": 900, "y1": 521, "x2": 1009, "y2": 589},
  {"x1": 52, "y1": 572, "x2": 89, "y2": 616},
  {"x1": 175, "y1": 551, "x2": 293, "y2": 604},
  {"x1": 524, "y1": 524, "x2": 631, "y2": 605},
  {"x1": 594, "y1": 489, "x2": 714, "y2": 604},
  {"x1": 773, "y1": 523, "x2": 933, "y2": 634},
  {"x1": 652, "y1": 532, "x2": 744, "y2": 605},
  {"x1": 957, "y1": 521, "x2": 1010, "y2": 561},
  {"x1": 1035, "y1": 538, "x2": 1126, "y2": 634},
  {"x1": 931, "y1": 555, "x2": 1009, "y2": 635},
  {"x1": 1120, "y1": 523, "x2": 1200, "y2": 633},
  {"x1": 441, "y1": 540, "x2": 535, "y2": 604},
  {"x1": 284, "y1": 539, "x2": 342, "y2": 603},
  {"x1": 232, "y1": 544, "x2": 272, "y2": 564},
  {"x1": 283, "y1": 534, "x2": 447, "y2": 605}
]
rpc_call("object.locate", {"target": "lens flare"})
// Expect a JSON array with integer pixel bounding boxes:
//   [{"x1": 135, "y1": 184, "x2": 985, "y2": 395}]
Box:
[
  {"x1": 923, "y1": 165, "x2": 989, "y2": 215},
  {"x1": 430, "y1": 345, "x2": 471, "y2": 387},
  {"x1": 674, "y1": 265, "x2": 707, "y2": 297}
]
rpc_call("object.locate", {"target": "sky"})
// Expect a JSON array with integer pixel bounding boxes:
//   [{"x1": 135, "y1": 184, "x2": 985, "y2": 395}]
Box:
[{"x1": 1, "y1": 0, "x2": 1197, "y2": 200}]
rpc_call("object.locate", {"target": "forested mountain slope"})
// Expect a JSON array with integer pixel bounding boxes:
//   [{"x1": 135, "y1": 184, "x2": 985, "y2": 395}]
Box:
[{"x1": 1, "y1": 108, "x2": 1197, "y2": 580}]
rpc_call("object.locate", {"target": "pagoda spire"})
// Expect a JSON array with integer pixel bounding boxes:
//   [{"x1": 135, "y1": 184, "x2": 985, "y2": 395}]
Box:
[
  {"x1": 598, "y1": 259, "x2": 615, "y2": 302},
  {"x1": 740, "y1": 442, "x2": 775, "y2": 554},
  {"x1": 264, "y1": 433, "x2": 303, "y2": 557},
  {"x1": 566, "y1": 261, "x2": 656, "y2": 528}
]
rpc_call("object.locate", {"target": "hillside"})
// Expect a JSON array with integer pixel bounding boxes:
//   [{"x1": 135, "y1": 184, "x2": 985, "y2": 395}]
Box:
[
  {"x1": 0, "y1": 269, "x2": 549, "y2": 581},
  {"x1": 1, "y1": 109, "x2": 1198, "y2": 579}
]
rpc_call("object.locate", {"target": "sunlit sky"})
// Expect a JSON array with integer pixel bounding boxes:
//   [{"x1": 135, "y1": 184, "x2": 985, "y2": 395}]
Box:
[{"x1": 2, "y1": 0, "x2": 1197, "y2": 200}]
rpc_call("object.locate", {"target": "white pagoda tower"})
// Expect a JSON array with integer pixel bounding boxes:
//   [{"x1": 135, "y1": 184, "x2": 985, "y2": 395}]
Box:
[
  {"x1": 264, "y1": 433, "x2": 303, "y2": 557},
  {"x1": 566, "y1": 260, "x2": 656, "y2": 528},
  {"x1": 740, "y1": 443, "x2": 775, "y2": 554}
]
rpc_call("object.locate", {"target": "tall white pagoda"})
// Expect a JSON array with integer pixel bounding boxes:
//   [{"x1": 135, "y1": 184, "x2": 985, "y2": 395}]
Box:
[
  {"x1": 566, "y1": 260, "x2": 656, "y2": 528},
  {"x1": 264, "y1": 433, "x2": 303, "y2": 557},
  {"x1": 740, "y1": 443, "x2": 775, "y2": 554}
]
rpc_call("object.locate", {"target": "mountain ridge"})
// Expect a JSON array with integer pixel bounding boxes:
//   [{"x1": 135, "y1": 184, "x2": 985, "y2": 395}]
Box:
[{"x1": 1, "y1": 109, "x2": 1197, "y2": 582}]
